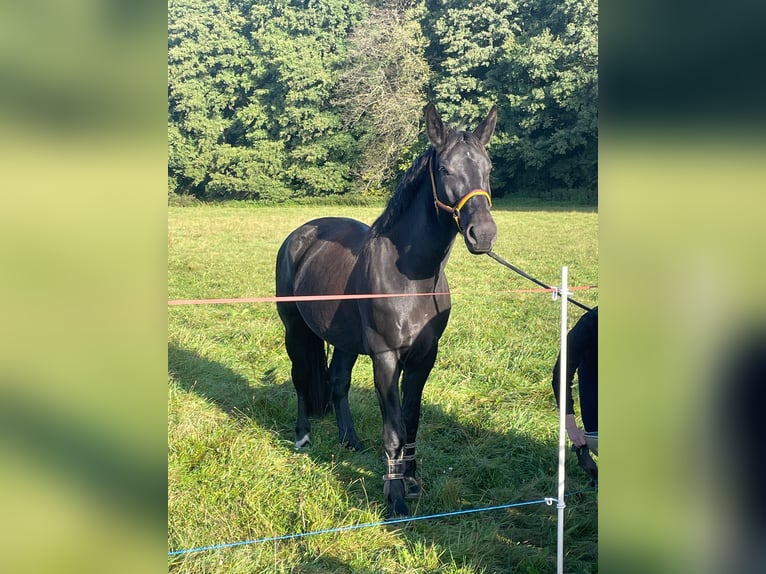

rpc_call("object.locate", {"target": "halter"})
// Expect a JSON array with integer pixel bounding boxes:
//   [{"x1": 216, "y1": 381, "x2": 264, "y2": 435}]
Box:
[{"x1": 429, "y1": 153, "x2": 492, "y2": 232}]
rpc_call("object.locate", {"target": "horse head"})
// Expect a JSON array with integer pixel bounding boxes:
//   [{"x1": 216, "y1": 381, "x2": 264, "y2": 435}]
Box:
[{"x1": 425, "y1": 103, "x2": 498, "y2": 254}]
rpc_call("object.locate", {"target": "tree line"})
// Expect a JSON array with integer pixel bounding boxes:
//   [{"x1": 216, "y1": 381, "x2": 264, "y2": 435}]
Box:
[{"x1": 168, "y1": 0, "x2": 597, "y2": 202}]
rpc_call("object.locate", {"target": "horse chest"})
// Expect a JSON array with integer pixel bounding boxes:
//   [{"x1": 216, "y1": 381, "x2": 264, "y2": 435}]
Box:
[{"x1": 361, "y1": 297, "x2": 450, "y2": 355}]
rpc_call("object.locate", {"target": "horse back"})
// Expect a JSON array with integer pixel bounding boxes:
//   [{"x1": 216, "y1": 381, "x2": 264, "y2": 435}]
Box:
[{"x1": 277, "y1": 217, "x2": 368, "y2": 290}]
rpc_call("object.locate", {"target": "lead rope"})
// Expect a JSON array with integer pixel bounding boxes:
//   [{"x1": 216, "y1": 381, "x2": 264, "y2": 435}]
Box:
[{"x1": 486, "y1": 250, "x2": 594, "y2": 312}]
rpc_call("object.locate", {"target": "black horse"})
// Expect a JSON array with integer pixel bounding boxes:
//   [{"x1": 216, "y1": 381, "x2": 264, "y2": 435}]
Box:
[{"x1": 276, "y1": 103, "x2": 498, "y2": 517}]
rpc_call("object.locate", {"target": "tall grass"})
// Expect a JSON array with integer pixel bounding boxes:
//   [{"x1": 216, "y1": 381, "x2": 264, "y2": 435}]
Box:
[{"x1": 168, "y1": 199, "x2": 598, "y2": 573}]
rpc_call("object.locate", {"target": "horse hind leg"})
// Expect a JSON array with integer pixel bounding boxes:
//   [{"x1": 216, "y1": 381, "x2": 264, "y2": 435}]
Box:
[
  {"x1": 328, "y1": 349, "x2": 362, "y2": 451},
  {"x1": 278, "y1": 303, "x2": 330, "y2": 448}
]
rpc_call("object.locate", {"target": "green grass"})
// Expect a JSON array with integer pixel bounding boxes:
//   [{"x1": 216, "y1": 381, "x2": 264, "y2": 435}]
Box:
[{"x1": 168, "y1": 198, "x2": 598, "y2": 573}]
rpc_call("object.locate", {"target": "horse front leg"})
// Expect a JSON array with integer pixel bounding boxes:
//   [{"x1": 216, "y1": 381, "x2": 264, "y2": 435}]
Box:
[
  {"x1": 371, "y1": 351, "x2": 409, "y2": 518},
  {"x1": 400, "y1": 344, "x2": 438, "y2": 498}
]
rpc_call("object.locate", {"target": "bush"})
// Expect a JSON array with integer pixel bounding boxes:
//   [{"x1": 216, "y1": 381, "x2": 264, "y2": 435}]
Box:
[{"x1": 168, "y1": 192, "x2": 201, "y2": 207}]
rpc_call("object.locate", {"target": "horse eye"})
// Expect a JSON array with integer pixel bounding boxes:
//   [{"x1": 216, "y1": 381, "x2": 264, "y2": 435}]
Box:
[{"x1": 438, "y1": 166, "x2": 450, "y2": 175}]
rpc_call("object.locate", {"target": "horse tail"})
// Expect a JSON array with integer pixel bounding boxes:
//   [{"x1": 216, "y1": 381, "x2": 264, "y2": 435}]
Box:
[
  {"x1": 276, "y1": 236, "x2": 331, "y2": 418},
  {"x1": 277, "y1": 306, "x2": 331, "y2": 417},
  {"x1": 298, "y1": 330, "x2": 329, "y2": 415}
]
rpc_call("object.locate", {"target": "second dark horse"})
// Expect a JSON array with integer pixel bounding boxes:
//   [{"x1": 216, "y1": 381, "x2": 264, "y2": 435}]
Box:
[{"x1": 276, "y1": 103, "x2": 498, "y2": 517}]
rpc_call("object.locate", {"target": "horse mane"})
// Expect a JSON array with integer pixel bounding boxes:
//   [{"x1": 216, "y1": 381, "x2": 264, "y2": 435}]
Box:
[{"x1": 370, "y1": 147, "x2": 434, "y2": 235}]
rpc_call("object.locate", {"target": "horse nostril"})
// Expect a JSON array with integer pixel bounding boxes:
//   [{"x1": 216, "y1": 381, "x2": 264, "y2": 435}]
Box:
[{"x1": 464, "y1": 224, "x2": 478, "y2": 245}]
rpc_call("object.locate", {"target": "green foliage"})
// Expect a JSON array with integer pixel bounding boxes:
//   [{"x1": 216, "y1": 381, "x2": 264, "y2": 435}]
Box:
[
  {"x1": 205, "y1": 144, "x2": 292, "y2": 200},
  {"x1": 168, "y1": 0, "x2": 598, "y2": 202},
  {"x1": 168, "y1": 0, "x2": 366, "y2": 200},
  {"x1": 425, "y1": 0, "x2": 520, "y2": 124},
  {"x1": 252, "y1": 0, "x2": 366, "y2": 197},
  {"x1": 492, "y1": 0, "x2": 598, "y2": 192},
  {"x1": 423, "y1": 0, "x2": 598, "y2": 194}
]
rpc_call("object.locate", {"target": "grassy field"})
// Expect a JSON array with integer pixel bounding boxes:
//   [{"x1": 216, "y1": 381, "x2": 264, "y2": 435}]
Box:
[{"x1": 168, "y1": 198, "x2": 598, "y2": 573}]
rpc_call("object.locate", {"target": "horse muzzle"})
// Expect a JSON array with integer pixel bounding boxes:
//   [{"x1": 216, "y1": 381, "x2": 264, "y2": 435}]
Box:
[
  {"x1": 440, "y1": 188, "x2": 497, "y2": 254},
  {"x1": 462, "y1": 217, "x2": 497, "y2": 254}
]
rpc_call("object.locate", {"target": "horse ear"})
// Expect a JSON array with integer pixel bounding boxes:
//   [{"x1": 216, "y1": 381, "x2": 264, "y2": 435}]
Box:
[
  {"x1": 473, "y1": 105, "x2": 497, "y2": 146},
  {"x1": 425, "y1": 103, "x2": 445, "y2": 148}
]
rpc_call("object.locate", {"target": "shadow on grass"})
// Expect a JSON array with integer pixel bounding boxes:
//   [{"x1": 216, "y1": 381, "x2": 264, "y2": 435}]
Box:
[{"x1": 168, "y1": 342, "x2": 597, "y2": 572}]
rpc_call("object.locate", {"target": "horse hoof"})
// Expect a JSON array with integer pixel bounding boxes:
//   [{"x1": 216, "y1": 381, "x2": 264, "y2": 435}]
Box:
[
  {"x1": 386, "y1": 500, "x2": 410, "y2": 520},
  {"x1": 405, "y1": 477, "x2": 421, "y2": 498},
  {"x1": 294, "y1": 434, "x2": 311, "y2": 449},
  {"x1": 343, "y1": 439, "x2": 363, "y2": 452}
]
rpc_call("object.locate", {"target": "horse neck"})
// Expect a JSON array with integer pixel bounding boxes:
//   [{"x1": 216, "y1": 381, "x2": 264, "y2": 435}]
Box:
[{"x1": 381, "y1": 178, "x2": 458, "y2": 278}]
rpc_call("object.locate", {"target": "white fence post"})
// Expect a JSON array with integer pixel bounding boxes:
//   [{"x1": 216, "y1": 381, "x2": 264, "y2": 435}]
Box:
[{"x1": 556, "y1": 266, "x2": 569, "y2": 574}]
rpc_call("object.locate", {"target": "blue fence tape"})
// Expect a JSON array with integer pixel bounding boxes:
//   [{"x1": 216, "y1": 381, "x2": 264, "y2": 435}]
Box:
[{"x1": 168, "y1": 487, "x2": 596, "y2": 557}]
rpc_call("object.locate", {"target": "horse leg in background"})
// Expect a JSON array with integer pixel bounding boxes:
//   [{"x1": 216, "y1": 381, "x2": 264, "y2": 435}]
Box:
[
  {"x1": 371, "y1": 351, "x2": 409, "y2": 518},
  {"x1": 277, "y1": 302, "x2": 330, "y2": 448},
  {"x1": 400, "y1": 345, "x2": 438, "y2": 498},
  {"x1": 328, "y1": 349, "x2": 362, "y2": 451}
]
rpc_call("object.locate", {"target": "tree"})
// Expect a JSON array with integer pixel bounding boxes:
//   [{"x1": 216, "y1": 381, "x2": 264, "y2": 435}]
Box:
[
  {"x1": 167, "y1": 0, "x2": 598, "y2": 202},
  {"x1": 168, "y1": 0, "x2": 293, "y2": 199},
  {"x1": 422, "y1": 0, "x2": 597, "y2": 196},
  {"x1": 491, "y1": 0, "x2": 598, "y2": 192},
  {"x1": 249, "y1": 0, "x2": 365, "y2": 196},
  {"x1": 168, "y1": 0, "x2": 366, "y2": 200},
  {"x1": 424, "y1": 0, "x2": 520, "y2": 127},
  {"x1": 335, "y1": 0, "x2": 431, "y2": 194}
]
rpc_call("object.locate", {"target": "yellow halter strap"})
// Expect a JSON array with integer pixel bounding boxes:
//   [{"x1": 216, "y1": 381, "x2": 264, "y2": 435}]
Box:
[{"x1": 429, "y1": 154, "x2": 492, "y2": 231}]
